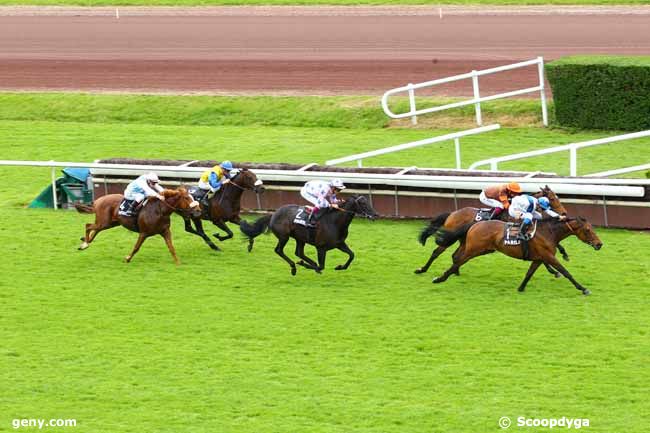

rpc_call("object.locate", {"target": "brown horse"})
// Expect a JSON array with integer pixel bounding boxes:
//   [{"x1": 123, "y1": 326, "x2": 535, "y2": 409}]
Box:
[
  {"x1": 415, "y1": 185, "x2": 569, "y2": 277},
  {"x1": 183, "y1": 168, "x2": 264, "y2": 251},
  {"x1": 76, "y1": 188, "x2": 199, "y2": 264},
  {"x1": 431, "y1": 217, "x2": 603, "y2": 295}
]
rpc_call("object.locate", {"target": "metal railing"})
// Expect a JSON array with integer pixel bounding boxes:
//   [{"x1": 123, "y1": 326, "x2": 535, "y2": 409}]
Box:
[
  {"x1": 381, "y1": 57, "x2": 548, "y2": 126},
  {"x1": 325, "y1": 124, "x2": 501, "y2": 168},
  {"x1": 468, "y1": 130, "x2": 650, "y2": 176}
]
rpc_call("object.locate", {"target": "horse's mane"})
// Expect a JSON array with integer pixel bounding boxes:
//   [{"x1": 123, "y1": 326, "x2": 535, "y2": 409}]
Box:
[{"x1": 160, "y1": 188, "x2": 187, "y2": 199}]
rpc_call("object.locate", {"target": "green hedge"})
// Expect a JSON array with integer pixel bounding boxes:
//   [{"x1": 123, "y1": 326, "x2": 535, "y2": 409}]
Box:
[{"x1": 546, "y1": 56, "x2": 650, "y2": 130}]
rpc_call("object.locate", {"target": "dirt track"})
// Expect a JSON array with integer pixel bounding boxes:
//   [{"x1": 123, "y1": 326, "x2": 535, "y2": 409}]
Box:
[{"x1": 1, "y1": 7, "x2": 649, "y2": 95}]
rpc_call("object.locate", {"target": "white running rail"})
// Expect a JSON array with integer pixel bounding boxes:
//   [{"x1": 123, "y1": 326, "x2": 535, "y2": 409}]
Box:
[
  {"x1": 585, "y1": 163, "x2": 650, "y2": 178},
  {"x1": 325, "y1": 124, "x2": 501, "y2": 168},
  {"x1": 381, "y1": 57, "x2": 548, "y2": 126},
  {"x1": 468, "y1": 130, "x2": 650, "y2": 176}
]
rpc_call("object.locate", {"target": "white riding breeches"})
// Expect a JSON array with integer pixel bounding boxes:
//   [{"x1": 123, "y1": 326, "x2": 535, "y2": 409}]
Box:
[{"x1": 479, "y1": 191, "x2": 504, "y2": 209}]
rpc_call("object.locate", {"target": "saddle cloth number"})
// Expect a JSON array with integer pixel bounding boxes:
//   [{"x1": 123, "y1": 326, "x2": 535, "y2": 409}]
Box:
[
  {"x1": 475, "y1": 208, "x2": 493, "y2": 222},
  {"x1": 293, "y1": 208, "x2": 309, "y2": 226}
]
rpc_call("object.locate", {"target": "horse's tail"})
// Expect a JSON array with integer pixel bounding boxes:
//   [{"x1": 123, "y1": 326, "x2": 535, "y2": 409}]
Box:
[
  {"x1": 435, "y1": 222, "x2": 474, "y2": 247},
  {"x1": 75, "y1": 203, "x2": 95, "y2": 214},
  {"x1": 418, "y1": 212, "x2": 450, "y2": 245},
  {"x1": 240, "y1": 214, "x2": 272, "y2": 239}
]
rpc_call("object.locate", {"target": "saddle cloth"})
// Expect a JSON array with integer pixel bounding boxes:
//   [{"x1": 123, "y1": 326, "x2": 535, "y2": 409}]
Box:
[
  {"x1": 188, "y1": 186, "x2": 205, "y2": 201},
  {"x1": 474, "y1": 208, "x2": 494, "y2": 222},
  {"x1": 293, "y1": 206, "x2": 314, "y2": 227},
  {"x1": 118, "y1": 198, "x2": 136, "y2": 217},
  {"x1": 504, "y1": 221, "x2": 538, "y2": 245}
]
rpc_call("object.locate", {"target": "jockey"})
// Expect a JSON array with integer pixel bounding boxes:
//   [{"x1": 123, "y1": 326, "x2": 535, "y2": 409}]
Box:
[
  {"x1": 479, "y1": 182, "x2": 523, "y2": 218},
  {"x1": 123, "y1": 172, "x2": 164, "y2": 215},
  {"x1": 198, "y1": 160, "x2": 234, "y2": 201},
  {"x1": 300, "y1": 178, "x2": 346, "y2": 226},
  {"x1": 509, "y1": 194, "x2": 565, "y2": 240}
]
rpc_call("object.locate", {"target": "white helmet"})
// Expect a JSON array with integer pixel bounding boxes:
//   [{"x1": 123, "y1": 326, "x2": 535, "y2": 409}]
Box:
[
  {"x1": 330, "y1": 179, "x2": 346, "y2": 190},
  {"x1": 145, "y1": 172, "x2": 160, "y2": 183}
]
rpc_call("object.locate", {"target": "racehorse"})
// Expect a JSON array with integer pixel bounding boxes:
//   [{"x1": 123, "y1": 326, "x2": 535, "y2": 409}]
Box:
[
  {"x1": 239, "y1": 195, "x2": 378, "y2": 275},
  {"x1": 415, "y1": 185, "x2": 569, "y2": 277},
  {"x1": 183, "y1": 168, "x2": 263, "y2": 251},
  {"x1": 75, "y1": 188, "x2": 199, "y2": 264},
  {"x1": 431, "y1": 217, "x2": 602, "y2": 295}
]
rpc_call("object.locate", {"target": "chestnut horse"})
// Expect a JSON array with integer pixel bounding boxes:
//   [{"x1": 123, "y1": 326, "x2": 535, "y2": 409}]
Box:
[
  {"x1": 431, "y1": 217, "x2": 602, "y2": 295},
  {"x1": 75, "y1": 188, "x2": 199, "y2": 264},
  {"x1": 415, "y1": 185, "x2": 569, "y2": 277},
  {"x1": 183, "y1": 168, "x2": 264, "y2": 251}
]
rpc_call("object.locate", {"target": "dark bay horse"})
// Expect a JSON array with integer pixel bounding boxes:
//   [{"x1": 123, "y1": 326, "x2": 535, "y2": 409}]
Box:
[
  {"x1": 415, "y1": 185, "x2": 569, "y2": 277},
  {"x1": 240, "y1": 195, "x2": 378, "y2": 275},
  {"x1": 76, "y1": 188, "x2": 199, "y2": 264},
  {"x1": 183, "y1": 168, "x2": 264, "y2": 251},
  {"x1": 432, "y1": 217, "x2": 602, "y2": 295}
]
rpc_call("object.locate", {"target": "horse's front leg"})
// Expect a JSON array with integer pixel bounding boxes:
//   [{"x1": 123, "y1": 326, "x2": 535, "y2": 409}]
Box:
[
  {"x1": 545, "y1": 257, "x2": 590, "y2": 295},
  {"x1": 212, "y1": 219, "x2": 234, "y2": 241},
  {"x1": 125, "y1": 233, "x2": 147, "y2": 263},
  {"x1": 544, "y1": 263, "x2": 562, "y2": 278},
  {"x1": 295, "y1": 241, "x2": 319, "y2": 271},
  {"x1": 557, "y1": 243, "x2": 570, "y2": 261},
  {"x1": 186, "y1": 217, "x2": 220, "y2": 251},
  {"x1": 316, "y1": 247, "x2": 327, "y2": 273},
  {"x1": 161, "y1": 228, "x2": 180, "y2": 265},
  {"x1": 518, "y1": 261, "x2": 542, "y2": 292},
  {"x1": 334, "y1": 242, "x2": 355, "y2": 270}
]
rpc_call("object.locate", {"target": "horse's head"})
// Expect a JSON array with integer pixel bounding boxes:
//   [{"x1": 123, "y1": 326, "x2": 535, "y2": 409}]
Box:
[
  {"x1": 540, "y1": 185, "x2": 567, "y2": 216},
  {"x1": 164, "y1": 188, "x2": 201, "y2": 217},
  {"x1": 230, "y1": 168, "x2": 264, "y2": 193},
  {"x1": 567, "y1": 216, "x2": 603, "y2": 250},
  {"x1": 342, "y1": 195, "x2": 379, "y2": 220}
]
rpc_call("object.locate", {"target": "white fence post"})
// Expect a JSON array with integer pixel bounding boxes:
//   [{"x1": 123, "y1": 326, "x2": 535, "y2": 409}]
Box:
[
  {"x1": 357, "y1": 160, "x2": 363, "y2": 168},
  {"x1": 472, "y1": 70, "x2": 482, "y2": 126},
  {"x1": 50, "y1": 165, "x2": 58, "y2": 210},
  {"x1": 570, "y1": 146, "x2": 577, "y2": 176},
  {"x1": 408, "y1": 83, "x2": 417, "y2": 125},
  {"x1": 454, "y1": 138, "x2": 461, "y2": 169},
  {"x1": 538, "y1": 57, "x2": 548, "y2": 127}
]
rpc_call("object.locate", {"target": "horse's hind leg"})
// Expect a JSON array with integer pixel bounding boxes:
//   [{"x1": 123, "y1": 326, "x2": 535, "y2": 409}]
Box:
[
  {"x1": 161, "y1": 228, "x2": 180, "y2": 265},
  {"x1": 518, "y1": 261, "x2": 542, "y2": 292},
  {"x1": 316, "y1": 247, "x2": 327, "y2": 273},
  {"x1": 125, "y1": 233, "x2": 147, "y2": 263},
  {"x1": 295, "y1": 241, "x2": 319, "y2": 271},
  {"x1": 433, "y1": 246, "x2": 478, "y2": 284},
  {"x1": 414, "y1": 245, "x2": 447, "y2": 274},
  {"x1": 274, "y1": 237, "x2": 297, "y2": 276}
]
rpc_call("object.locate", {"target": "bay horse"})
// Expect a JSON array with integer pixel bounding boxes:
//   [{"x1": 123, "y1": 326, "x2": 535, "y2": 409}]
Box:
[
  {"x1": 239, "y1": 195, "x2": 378, "y2": 275},
  {"x1": 183, "y1": 168, "x2": 264, "y2": 251},
  {"x1": 415, "y1": 185, "x2": 569, "y2": 277},
  {"x1": 75, "y1": 188, "x2": 199, "y2": 264},
  {"x1": 431, "y1": 217, "x2": 602, "y2": 295}
]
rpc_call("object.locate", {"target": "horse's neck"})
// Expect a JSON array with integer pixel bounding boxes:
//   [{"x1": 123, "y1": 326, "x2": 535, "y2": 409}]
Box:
[
  {"x1": 156, "y1": 197, "x2": 175, "y2": 216},
  {"x1": 216, "y1": 184, "x2": 243, "y2": 205},
  {"x1": 546, "y1": 221, "x2": 573, "y2": 243}
]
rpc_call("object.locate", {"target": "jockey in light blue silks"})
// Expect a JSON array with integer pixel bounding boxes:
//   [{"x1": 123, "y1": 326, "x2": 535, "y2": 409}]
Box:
[
  {"x1": 300, "y1": 179, "x2": 346, "y2": 226},
  {"x1": 509, "y1": 194, "x2": 565, "y2": 239},
  {"x1": 122, "y1": 172, "x2": 165, "y2": 215}
]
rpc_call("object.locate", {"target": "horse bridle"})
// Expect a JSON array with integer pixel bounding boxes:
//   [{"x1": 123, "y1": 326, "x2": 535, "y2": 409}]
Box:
[{"x1": 336, "y1": 196, "x2": 374, "y2": 218}]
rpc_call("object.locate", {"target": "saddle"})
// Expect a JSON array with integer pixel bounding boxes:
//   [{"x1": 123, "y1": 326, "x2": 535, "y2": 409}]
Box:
[{"x1": 503, "y1": 221, "x2": 538, "y2": 246}]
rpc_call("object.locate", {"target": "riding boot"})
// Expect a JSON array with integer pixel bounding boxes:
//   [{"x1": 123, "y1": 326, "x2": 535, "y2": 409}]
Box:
[
  {"x1": 490, "y1": 207, "x2": 503, "y2": 220},
  {"x1": 132, "y1": 200, "x2": 143, "y2": 216},
  {"x1": 518, "y1": 221, "x2": 530, "y2": 241},
  {"x1": 307, "y1": 208, "x2": 319, "y2": 228}
]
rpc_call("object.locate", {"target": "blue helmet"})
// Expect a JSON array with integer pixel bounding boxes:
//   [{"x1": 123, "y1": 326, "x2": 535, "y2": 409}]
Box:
[
  {"x1": 538, "y1": 196, "x2": 550, "y2": 210},
  {"x1": 220, "y1": 160, "x2": 233, "y2": 171}
]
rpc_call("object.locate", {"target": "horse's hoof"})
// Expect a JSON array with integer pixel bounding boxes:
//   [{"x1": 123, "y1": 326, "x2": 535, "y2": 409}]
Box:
[
  {"x1": 334, "y1": 265, "x2": 345, "y2": 271},
  {"x1": 563, "y1": 255, "x2": 570, "y2": 262},
  {"x1": 517, "y1": 287, "x2": 526, "y2": 292},
  {"x1": 554, "y1": 273, "x2": 562, "y2": 279},
  {"x1": 414, "y1": 268, "x2": 424, "y2": 274},
  {"x1": 247, "y1": 242, "x2": 254, "y2": 253},
  {"x1": 210, "y1": 245, "x2": 221, "y2": 251},
  {"x1": 79, "y1": 236, "x2": 84, "y2": 241},
  {"x1": 432, "y1": 277, "x2": 443, "y2": 284},
  {"x1": 124, "y1": 256, "x2": 131, "y2": 263},
  {"x1": 315, "y1": 268, "x2": 322, "y2": 274},
  {"x1": 291, "y1": 268, "x2": 297, "y2": 276},
  {"x1": 582, "y1": 289, "x2": 591, "y2": 296},
  {"x1": 78, "y1": 242, "x2": 89, "y2": 250}
]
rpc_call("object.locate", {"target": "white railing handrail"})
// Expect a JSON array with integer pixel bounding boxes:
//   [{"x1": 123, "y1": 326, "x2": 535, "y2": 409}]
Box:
[
  {"x1": 325, "y1": 124, "x2": 500, "y2": 167},
  {"x1": 468, "y1": 129, "x2": 650, "y2": 176},
  {"x1": 585, "y1": 163, "x2": 650, "y2": 178},
  {"x1": 381, "y1": 57, "x2": 548, "y2": 126}
]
